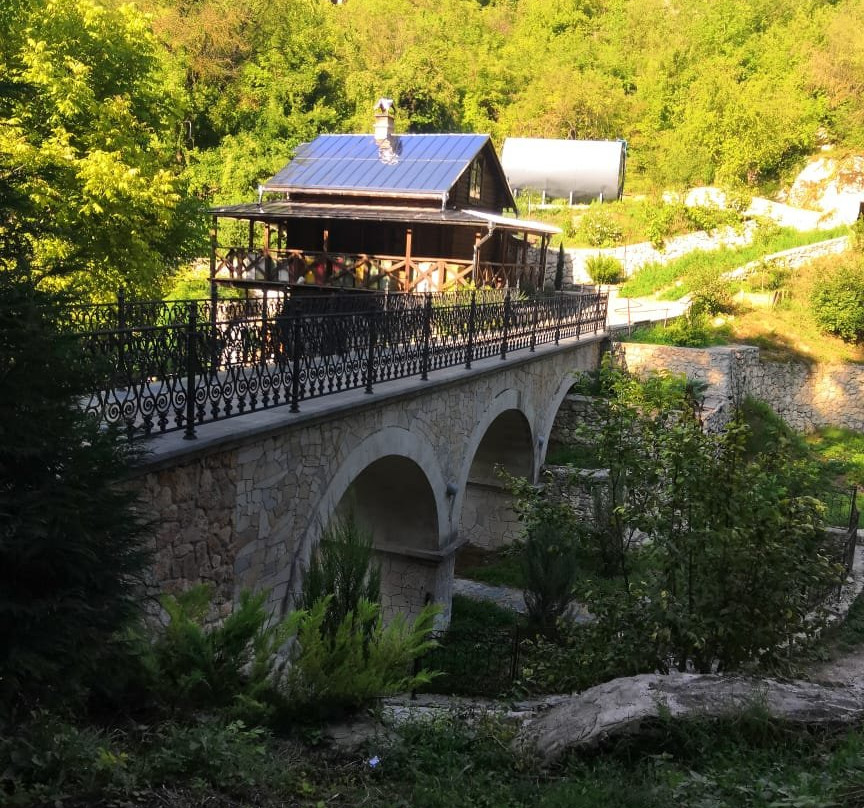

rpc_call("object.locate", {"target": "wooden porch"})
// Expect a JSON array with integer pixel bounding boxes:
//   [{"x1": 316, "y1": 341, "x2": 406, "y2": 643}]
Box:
[{"x1": 211, "y1": 246, "x2": 547, "y2": 294}]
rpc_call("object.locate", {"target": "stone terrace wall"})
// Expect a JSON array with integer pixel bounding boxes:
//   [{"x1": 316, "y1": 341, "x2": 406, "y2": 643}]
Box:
[
  {"x1": 532, "y1": 232, "x2": 847, "y2": 290},
  {"x1": 618, "y1": 343, "x2": 864, "y2": 433}
]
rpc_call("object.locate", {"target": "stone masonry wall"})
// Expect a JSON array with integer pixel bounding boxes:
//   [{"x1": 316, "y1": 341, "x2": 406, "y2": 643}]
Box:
[
  {"x1": 131, "y1": 337, "x2": 605, "y2": 623},
  {"x1": 617, "y1": 342, "x2": 864, "y2": 433}
]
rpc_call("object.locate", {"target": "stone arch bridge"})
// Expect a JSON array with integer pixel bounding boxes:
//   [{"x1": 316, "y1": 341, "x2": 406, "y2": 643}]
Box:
[{"x1": 132, "y1": 334, "x2": 606, "y2": 624}]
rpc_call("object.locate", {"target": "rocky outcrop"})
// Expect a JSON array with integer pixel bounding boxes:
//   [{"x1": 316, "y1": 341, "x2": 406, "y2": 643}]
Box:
[{"x1": 514, "y1": 672, "x2": 864, "y2": 765}]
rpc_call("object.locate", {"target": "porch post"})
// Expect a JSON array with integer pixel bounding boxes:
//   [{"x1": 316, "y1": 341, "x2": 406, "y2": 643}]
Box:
[
  {"x1": 404, "y1": 228, "x2": 413, "y2": 291},
  {"x1": 248, "y1": 218, "x2": 255, "y2": 250}
]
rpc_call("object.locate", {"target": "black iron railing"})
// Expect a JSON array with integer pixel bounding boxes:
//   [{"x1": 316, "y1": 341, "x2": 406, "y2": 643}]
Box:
[
  {"x1": 418, "y1": 626, "x2": 523, "y2": 697},
  {"x1": 71, "y1": 289, "x2": 607, "y2": 440}
]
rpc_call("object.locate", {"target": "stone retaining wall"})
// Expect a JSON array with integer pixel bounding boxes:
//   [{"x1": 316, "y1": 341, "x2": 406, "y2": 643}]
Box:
[
  {"x1": 617, "y1": 343, "x2": 864, "y2": 433},
  {"x1": 532, "y1": 232, "x2": 848, "y2": 290}
]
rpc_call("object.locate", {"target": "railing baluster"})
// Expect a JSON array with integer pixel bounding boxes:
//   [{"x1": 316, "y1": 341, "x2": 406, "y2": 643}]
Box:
[
  {"x1": 465, "y1": 290, "x2": 476, "y2": 370},
  {"x1": 421, "y1": 292, "x2": 432, "y2": 380},
  {"x1": 364, "y1": 308, "x2": 377, "y2": 394},
  {"x1": 183, "y1": 303, "x2": 197, "y2": 440},
  {"x1": 500, "y1": 289, "x2": 511, "y2": 360},
  {"x1": 290, "y1": 304, "x2": 302, "y2": 413}
]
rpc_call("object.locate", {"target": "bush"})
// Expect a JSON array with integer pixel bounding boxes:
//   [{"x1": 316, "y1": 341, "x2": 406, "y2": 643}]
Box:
[
  {"x1": 300, "y1": 512, "x2": 382, "y2": 641},
  {"x1": 686, "y1": 262, "x2": 734, "y2": 314},
  {"x1": 683, "y1": 203, "x2": 739, "y2": 232},
  {"x1": 147, "y1": 586, "x2": 290, "y2": 722},
  {"x1": 506, "y1": 476, "x2": 584, "y2": 635},
  {"x1": 812, "y1": 261, "x2": 864, "y2": 341},
  {"x1": 578, "y1": 203, "x2": 623, "y2": 247},
  {"x1": 585, "y1": 254, "x2": 623, "y2": 285},
  {"x1": 283, "y1": 597, "x2": 439, "y2": 719},
  {"x1": 0, "y1": 274, "x2": 150, "y2": 714}
]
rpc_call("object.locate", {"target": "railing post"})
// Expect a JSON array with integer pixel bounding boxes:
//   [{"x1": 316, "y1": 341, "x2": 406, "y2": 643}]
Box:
[
  {"x1": 421, "y1": 292, "x2": 432, "y2": 381},
  {"x1": 117, "y1": 287, "x2": 128, "y2": 381},
  {"x1": 290, "y1": 302, "x2": 302, "y2": 413},
  {"x1": 500, "y1": 289, "x2": 511, "y2": 360},
  {"x1": 210, "y1": 278, "x2": 219, "y2": 374},
  {"x1": 529, "y1": 294, "x2": 539, "y2": 352},
  {"x1": 554, "y1": 292, "x2": 563, "y2": 346},
  {"x1": 364, "y1": 308, "x2": 377, "y2": 394},
  {"x1": 465, "y1": 289, "x2": 476, "y2": 369},
  {"x1": 183, "y1": 302, "x2": 198, "y2": 440}
]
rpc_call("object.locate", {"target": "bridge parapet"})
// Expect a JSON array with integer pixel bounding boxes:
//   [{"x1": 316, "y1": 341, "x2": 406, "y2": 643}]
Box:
[{"x1": 70, "y1": 290, "x2": 606, "y2": 441}]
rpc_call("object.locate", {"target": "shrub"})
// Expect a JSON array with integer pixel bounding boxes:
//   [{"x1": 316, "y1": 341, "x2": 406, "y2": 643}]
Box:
[
  {"x1": 283, "y1": 597, "x2": 439, "y2": 719},
  {"x1": 300, "y1": 512, "x2": 382, "y2": 642},
  {"x1": 506, "y1": 476, "x2": 584, "y2": 635},
  {"x1": 585, "y1": 254, "x2": 624, "y2": 285},
  {"x1": 811, "y1": 260, "x2": 864, "y2": 342},
  {"x1": 683, "y1": 203, "x2": 739, "y2": 232},
  {"x1": 148, "y1": 586, "x2": 290, "y2": 722},
  {"x1": 0, "y1": 274, "x2": 150, "y2": 714},
  {"x1": 565, "y1": 367, "x2": 841, "y2": 674},
  {"x1": 686, "y1": 262, "x2": 734, "y2": 314},
  {"x1": 851, "y1": 217, "x2": 864, "y2": 253},
  {"x1": 578, "y1": 203, "x2": 623, "y2": 247}
]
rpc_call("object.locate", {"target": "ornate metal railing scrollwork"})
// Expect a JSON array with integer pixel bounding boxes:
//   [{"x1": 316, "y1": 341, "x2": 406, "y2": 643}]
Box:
[{"x1": 74, "y1": 291, "x2": 607, "y2": 439}]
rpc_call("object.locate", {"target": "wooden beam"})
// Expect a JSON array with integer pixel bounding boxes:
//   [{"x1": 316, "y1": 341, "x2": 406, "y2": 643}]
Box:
[{"x1": 404, "y1": 228, "x2": 413, "y2": 290}]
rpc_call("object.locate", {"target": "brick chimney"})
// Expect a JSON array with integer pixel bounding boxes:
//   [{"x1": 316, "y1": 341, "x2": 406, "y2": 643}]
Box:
[{"x1": 373, "y1": 97, "x2": 395, "y2": 142}]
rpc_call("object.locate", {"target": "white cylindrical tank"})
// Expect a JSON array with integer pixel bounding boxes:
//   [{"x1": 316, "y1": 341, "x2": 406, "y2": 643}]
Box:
[{"x1": 501, "y1": 138, "x2": 626, "y2": 203}]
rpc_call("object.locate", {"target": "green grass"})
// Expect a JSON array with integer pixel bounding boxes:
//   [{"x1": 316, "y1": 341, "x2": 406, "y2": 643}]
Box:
[
  {"x1": 620, "y1": 226, "x2": 847, "y2": 299},
  {"x1": 457, "y1": 547, "x2": 526, "y2": 589},
  {"x1": 807, "y1": 426, "x2": 864, "y2": 487},
  {"x1": 15, "y1": 708, "x2": 864, "y2": 808}
]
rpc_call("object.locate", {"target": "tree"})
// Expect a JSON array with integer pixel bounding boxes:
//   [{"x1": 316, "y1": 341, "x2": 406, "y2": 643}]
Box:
[
  {"x1": 1, "y1": 0, "x2": 198, "y2": 300},
  {"x1": 571, "y1": 363, "x2": 840, "y2": 674},
  {"x1": 0, "y1": 271, "x2": 150, "y2": 713}
]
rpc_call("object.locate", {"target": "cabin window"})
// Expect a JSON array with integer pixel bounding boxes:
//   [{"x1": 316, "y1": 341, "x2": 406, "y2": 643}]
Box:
[{"x1": 469, "y1": 159, "x2": 483, "y2": 202}]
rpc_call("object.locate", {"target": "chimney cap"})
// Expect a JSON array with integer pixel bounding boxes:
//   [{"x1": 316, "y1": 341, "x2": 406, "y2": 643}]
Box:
[{"x1": 374, "y1": 97, "x2": 395, "y2": 117}]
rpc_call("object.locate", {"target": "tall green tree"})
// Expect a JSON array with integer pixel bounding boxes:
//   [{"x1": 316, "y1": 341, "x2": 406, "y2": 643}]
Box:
[
  {"x1": 0, "y1": 271, "x2": 150, "y2": 713},
  {"x1": 1, "y1": 0, "x2": 198, "y2": 300}
]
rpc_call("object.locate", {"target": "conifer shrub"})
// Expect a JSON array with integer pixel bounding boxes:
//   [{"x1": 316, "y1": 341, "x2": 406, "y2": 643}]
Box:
[
  {"x1": 585, "y1": 254, "x2": 623, "y2": 285},
  {"x1": 0, "y1": 274, "x2": 150, "y2": 715},
  {"x1": 147, "y1": 586, "x2": 291, "y2": 722},
  {"x1": 283, "y1": 597, "x2": 438, "y2": 719}
]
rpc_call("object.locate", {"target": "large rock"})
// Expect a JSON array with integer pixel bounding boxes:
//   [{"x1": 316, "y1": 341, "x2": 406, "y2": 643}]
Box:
[{"x1": 514, "y1": 672, "x2": 864, "y2": 766}]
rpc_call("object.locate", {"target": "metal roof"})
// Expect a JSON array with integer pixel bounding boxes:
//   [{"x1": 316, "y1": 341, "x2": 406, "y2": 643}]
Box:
[
  {"x1": 263, "y1": 134, "x2": 491, "y2": 197},
  {"x1": 208, "y1": 201, "x2": 560, "y2": 235}
]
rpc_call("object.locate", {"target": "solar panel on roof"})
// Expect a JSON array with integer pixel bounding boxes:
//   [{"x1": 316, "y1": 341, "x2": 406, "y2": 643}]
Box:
[{"x1": 263, "y1": 134, "x2": 490, "y2": 196}]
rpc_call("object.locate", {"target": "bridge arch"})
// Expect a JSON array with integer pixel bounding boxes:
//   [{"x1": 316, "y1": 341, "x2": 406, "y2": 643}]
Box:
[
  {"x1": 283, "y1": 427, "x2": 453, "y2": 622},
  {"x1": 455, "y1": 389, "x2": 536, "y2": 550}
]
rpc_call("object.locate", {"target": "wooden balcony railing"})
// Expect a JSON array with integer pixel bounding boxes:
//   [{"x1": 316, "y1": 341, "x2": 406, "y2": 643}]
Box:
[{"x1": 213, "y1": 247, "x2": 545, "y2": 292}]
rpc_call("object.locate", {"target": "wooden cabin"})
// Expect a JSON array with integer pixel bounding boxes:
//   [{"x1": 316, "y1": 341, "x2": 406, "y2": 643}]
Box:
[{"x1": 208, "y1": 100, "x2": 560, "y2": 294}]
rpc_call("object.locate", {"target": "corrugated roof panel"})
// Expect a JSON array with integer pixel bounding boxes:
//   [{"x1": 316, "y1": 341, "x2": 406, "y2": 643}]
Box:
[{"x1": 263, "y1": 133, "x2": 490, "y2": 196}]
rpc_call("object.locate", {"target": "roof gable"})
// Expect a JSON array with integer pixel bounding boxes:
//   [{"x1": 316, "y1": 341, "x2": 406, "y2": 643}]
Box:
[{"x1": 263, "y1": 133, "x2": 502, "y2": 200}]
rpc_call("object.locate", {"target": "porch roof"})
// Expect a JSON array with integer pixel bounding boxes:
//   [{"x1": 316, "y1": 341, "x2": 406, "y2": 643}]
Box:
[{"x1": 208, "y1": 202, "x2": 561, "y2": 236}]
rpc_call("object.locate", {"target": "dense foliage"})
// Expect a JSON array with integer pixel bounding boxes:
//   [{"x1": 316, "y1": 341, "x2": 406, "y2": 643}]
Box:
[
  {"x1": 5, "y1": 0, "x2": 864, "y2": 298},
  {"x1": 0, "y1": 273, "x2": 149, "y2": 713},
  {"x1": 520, "y1": 364, "x2": 842, "y2": 682},
  {"x1": 811, "y1": 258, "x2": 864, "y2": 342}
]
